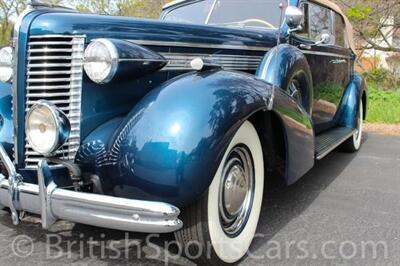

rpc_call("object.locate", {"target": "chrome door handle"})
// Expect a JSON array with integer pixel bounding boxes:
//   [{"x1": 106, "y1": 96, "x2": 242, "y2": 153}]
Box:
[{"x1": 330, "y1": 59, "x2": 347, "y2": 64}]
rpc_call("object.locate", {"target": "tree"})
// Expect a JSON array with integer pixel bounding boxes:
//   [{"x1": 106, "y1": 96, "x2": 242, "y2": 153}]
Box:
[
  {"x1": 0, "y1": 0, "x2": 25, "y2": 46},
  {"x1": 117, "y1": 0, "x2": 167, "y2": 18},
  {"x1": 74, "y1": 0, "x2": 117, "y2": 15},
  {"x1": 338, "y1": 0, "x2": 400, "y2": 53},
  {"x1": 74, "y1": 0, "x2": 172, "y2": 17}
]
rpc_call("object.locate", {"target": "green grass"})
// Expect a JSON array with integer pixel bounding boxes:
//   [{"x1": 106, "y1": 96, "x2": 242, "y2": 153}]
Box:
[{"x1": 366, "y1": 83, "x2": 400, "y2": 124}]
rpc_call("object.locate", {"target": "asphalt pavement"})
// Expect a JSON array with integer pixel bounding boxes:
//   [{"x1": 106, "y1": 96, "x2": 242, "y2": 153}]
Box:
[{"x1": 0, "y1": 133, "x2": 399, "y2": 266}]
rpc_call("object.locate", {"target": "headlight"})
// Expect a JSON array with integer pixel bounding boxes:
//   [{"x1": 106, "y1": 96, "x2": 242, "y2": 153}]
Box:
[
  {"x1": 0, "y1": 47, "x2": 13, "y2": 83},
  {"x1": 84, "y1": 39, "x2": 118, "y2": 84},
  {"x1": 26, "y1": 101, "x2": 71, "y2": 156}
]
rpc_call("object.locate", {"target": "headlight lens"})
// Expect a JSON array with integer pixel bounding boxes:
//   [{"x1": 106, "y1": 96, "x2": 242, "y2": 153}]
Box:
[
  {"x1": 84, "y1": 39, "x2": 118, "y2": 84},
  {"x1": 26, "y1": 101, "x2": 71, "y2": 156},
  {"x1": 0, "y1": 47, "x2": 13, "y2": 83}
]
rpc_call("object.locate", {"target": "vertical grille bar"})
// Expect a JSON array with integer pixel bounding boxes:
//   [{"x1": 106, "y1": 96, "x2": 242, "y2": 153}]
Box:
[{"x1": 24, "y1": 35, "x2": 85, "y2": 168}]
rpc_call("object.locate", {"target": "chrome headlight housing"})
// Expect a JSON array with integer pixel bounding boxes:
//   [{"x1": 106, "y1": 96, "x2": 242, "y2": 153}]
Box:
[
  {"x1": 25, "y1": 101, "x2": 71, "y2": 156},
  {"x1": 0, "y1": 47, "x2": 13, "y2": 83},
  {"x1": 84, "y1": 39, "x2": 118, "y2": 84}
]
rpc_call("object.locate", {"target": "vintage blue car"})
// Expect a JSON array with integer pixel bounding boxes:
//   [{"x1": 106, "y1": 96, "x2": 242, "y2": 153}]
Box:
[{"x1": 0, "y1": 0, "x2": 366, "y2": 264}]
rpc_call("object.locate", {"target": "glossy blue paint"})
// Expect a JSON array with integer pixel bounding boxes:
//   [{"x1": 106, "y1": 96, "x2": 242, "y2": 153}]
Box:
[
  {"x1": 0, "y1": 82, "x2": 14, "y2": 156},
  {"x1": 27, "y1": 10, "x2": 279, "y2": 144},
  {"x1": 77, "y1": 70, "x2": 274, "y2": 206},
  {"x1": 255, "y1": 44, "x2": 314, "y2": 184},
  {"x1": 100, "y1": 39, "x2": 167, "y2": 81},
  {"x1": 271, "y1": 90, "x2": 314, "y2": 185},
  {"x1": 256, "y1": 44, "x2": 313, "y2": 113},
  {"x1": 8, "y1": 8, "x2": 278, "y2": 170},
  {"x1": 3, "y1": 5, "x2": 366, "y2": 208},
  {"x1": 76, "y1": 67, "x2": 315, "y2": 206},
  {"x1": 29, "y1": 12, "x2": 278, "y2": 48},
  {"x1": 334, "y1": 74, "x2": 366, "y2": 128}
]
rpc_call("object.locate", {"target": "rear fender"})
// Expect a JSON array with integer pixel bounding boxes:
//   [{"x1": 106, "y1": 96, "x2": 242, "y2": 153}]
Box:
[{"x1": 334, "y1": 74, "x2": 367, "y2": 128}]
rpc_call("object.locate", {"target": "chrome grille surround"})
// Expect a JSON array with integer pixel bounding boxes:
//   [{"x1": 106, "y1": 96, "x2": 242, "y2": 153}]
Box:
[{"x1": 24, "y1": 35, "x2": 85, "y2": 168}]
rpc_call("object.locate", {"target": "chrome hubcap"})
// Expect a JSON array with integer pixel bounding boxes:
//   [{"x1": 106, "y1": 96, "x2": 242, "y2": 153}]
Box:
[{"x1": 219, "y1": 145, "x2": 254, "y2": 236}]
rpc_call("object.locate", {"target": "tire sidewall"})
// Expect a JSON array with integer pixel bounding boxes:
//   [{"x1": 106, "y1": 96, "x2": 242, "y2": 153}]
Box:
[
  {"x1": 353, "y1": 101, "x2": 364, "y2": 150},
  {"x1": 207, "y1": 121, "x2": 264, "y2": 263}
]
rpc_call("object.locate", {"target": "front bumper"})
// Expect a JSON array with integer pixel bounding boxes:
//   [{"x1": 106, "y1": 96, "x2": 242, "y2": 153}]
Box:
[{"x1": 0, "y1": 144, "x2": 182, "y2": 233}]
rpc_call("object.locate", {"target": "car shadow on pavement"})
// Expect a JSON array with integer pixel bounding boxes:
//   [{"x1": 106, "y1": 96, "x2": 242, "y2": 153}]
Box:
[
  {"x1": 0, "y1": 135, "x2": 367, "y2": 265},
  {"x1": 249, "y1": 146, "x2": 360, "y2": 255}
]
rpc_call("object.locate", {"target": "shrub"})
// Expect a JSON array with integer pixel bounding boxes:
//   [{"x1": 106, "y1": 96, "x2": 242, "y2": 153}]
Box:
[{"x1": 362, "y1": 68, "x2": 400, "y2": 90}]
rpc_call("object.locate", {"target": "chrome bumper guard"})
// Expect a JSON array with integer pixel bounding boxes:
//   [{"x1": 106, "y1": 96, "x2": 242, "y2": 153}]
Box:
[{"x1": 0, "y1": 144, "x2": 182, "y2": 233}]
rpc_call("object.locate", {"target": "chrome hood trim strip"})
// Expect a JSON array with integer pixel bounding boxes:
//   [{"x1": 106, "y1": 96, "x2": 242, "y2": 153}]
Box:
[
  {"x1": 127, "y1": 39, "x2": 271, "y2": 52},
  {"x1": 161, "y1": 52, "x2": 264, "y2": 71}
]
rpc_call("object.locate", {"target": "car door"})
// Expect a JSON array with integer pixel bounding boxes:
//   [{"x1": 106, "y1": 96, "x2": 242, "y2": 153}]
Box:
[{"x1": 293, "y1": 1, "x2": 351, "y2": 133}]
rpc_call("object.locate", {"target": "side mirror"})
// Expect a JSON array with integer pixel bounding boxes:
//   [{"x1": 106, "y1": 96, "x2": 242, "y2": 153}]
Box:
[
  {"x1": 285, "y1": 6, "x2": 304, "y2": 30},
  {"x1": 316, "y1": 30, "x2": 335, "y2": 45},
  {"x1": 300, "y1": 31, "x2": 334, "y2": 50}
]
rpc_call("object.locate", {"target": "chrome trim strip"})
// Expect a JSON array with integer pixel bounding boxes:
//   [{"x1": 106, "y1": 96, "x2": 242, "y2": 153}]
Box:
[
  {"x1": 127, "y1": 39, "x2": 271, "y2": 52},
  {"x1": 302, "y1": 50, "x2": 351, "y2": 59},
  {"x1": 12, "y1": 7, "x2": 34, "y2": 165},
  {"x1": 160, "y1": 52, "x2": 264, "y2": 71},
  {"x1": 316, "y1": 129, "x2": 356, "y2": 160},
  {"x1": 162, "y1": 0, "x2": 188, "y2": 10},
  {"x1": 29, "y1": 34, "x2": 86, "y2": 39},
  {"x1": 205, "y1": 0, "x2": 217, "y2": 24}
]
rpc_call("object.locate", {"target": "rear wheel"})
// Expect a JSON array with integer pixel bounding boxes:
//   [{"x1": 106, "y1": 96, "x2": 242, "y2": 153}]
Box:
[
  {"x1": 342, "y1": 100, "x2": 364, "y2": 152},
  {"x1": 175, "y1": 121, "x2": 264, "y2": 265}
]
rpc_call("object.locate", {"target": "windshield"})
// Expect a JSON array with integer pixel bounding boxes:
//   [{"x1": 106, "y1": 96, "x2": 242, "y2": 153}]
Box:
[{"x1": 163, "y1": 0, "x2": 287, "y2": 29}]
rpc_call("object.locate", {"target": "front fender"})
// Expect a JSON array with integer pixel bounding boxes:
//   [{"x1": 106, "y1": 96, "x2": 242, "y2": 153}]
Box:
[{"x1": 77, "y1": 70, "x2": 273, "y2": 206}]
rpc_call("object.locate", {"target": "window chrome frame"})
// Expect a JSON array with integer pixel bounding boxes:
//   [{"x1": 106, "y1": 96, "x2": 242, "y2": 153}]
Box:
[{"x1": 298, "y1": 0, "x2": 350, "y2": 50}]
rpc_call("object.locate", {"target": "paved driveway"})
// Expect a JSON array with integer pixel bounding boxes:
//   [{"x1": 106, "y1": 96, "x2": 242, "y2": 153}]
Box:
[{"x1": 0, "y1": 133, "x2": 399, "y2": 266}]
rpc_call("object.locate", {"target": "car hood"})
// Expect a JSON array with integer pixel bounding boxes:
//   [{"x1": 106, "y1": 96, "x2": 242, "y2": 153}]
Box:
[{"x1": 29, "y1": 10, "x2": 279, "y2": 49}]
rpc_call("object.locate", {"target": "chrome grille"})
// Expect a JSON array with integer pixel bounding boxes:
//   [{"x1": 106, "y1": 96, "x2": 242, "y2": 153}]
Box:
[{"x1": 24, "y1": 35, "x2": 85, "y2": 168}]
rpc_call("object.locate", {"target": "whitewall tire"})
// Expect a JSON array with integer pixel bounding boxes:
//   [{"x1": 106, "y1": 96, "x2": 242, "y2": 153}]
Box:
[
  {"x1": 175, "y1": 120, "x2": 264, "y2": 265},
  {"x1": 342, "y1": 100, "x2": 364, "y2": 152}
]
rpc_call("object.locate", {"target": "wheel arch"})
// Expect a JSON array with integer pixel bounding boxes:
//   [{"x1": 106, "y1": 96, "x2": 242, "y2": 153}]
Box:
[
  {"x1": 248, "y1": 110, "x2": 287, "y2": 185},
  {"x1": 362, "y1": 89, "x2": 367, "y2": 120}
]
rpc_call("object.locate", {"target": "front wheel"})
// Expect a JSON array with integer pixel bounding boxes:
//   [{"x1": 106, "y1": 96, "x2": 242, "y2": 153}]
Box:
[
  {"x1": 342, "y1": 100, "x2": 364, "y2": 152},
  {"x1": 175, "y1": 121, "x2": 264, "y2": 265}
]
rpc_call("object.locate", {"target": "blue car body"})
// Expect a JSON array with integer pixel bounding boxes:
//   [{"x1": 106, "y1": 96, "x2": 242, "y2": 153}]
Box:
[{"x1": 0, "y1": 0, "x2": 366, "y2": 209}]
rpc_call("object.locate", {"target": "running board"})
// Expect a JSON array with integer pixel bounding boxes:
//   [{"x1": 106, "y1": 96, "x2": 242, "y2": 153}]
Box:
[{"x1": 315, "y1": 127, "x2": 356, "y2": 160}]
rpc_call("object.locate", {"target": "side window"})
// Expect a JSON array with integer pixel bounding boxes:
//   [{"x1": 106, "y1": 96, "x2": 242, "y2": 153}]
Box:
[
  {"x1": 334, "y1": 13, "x2": 346, "y2": 47},
  {"x1": 308, "y1": 3, "x2": 331, "y2": 41}
]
